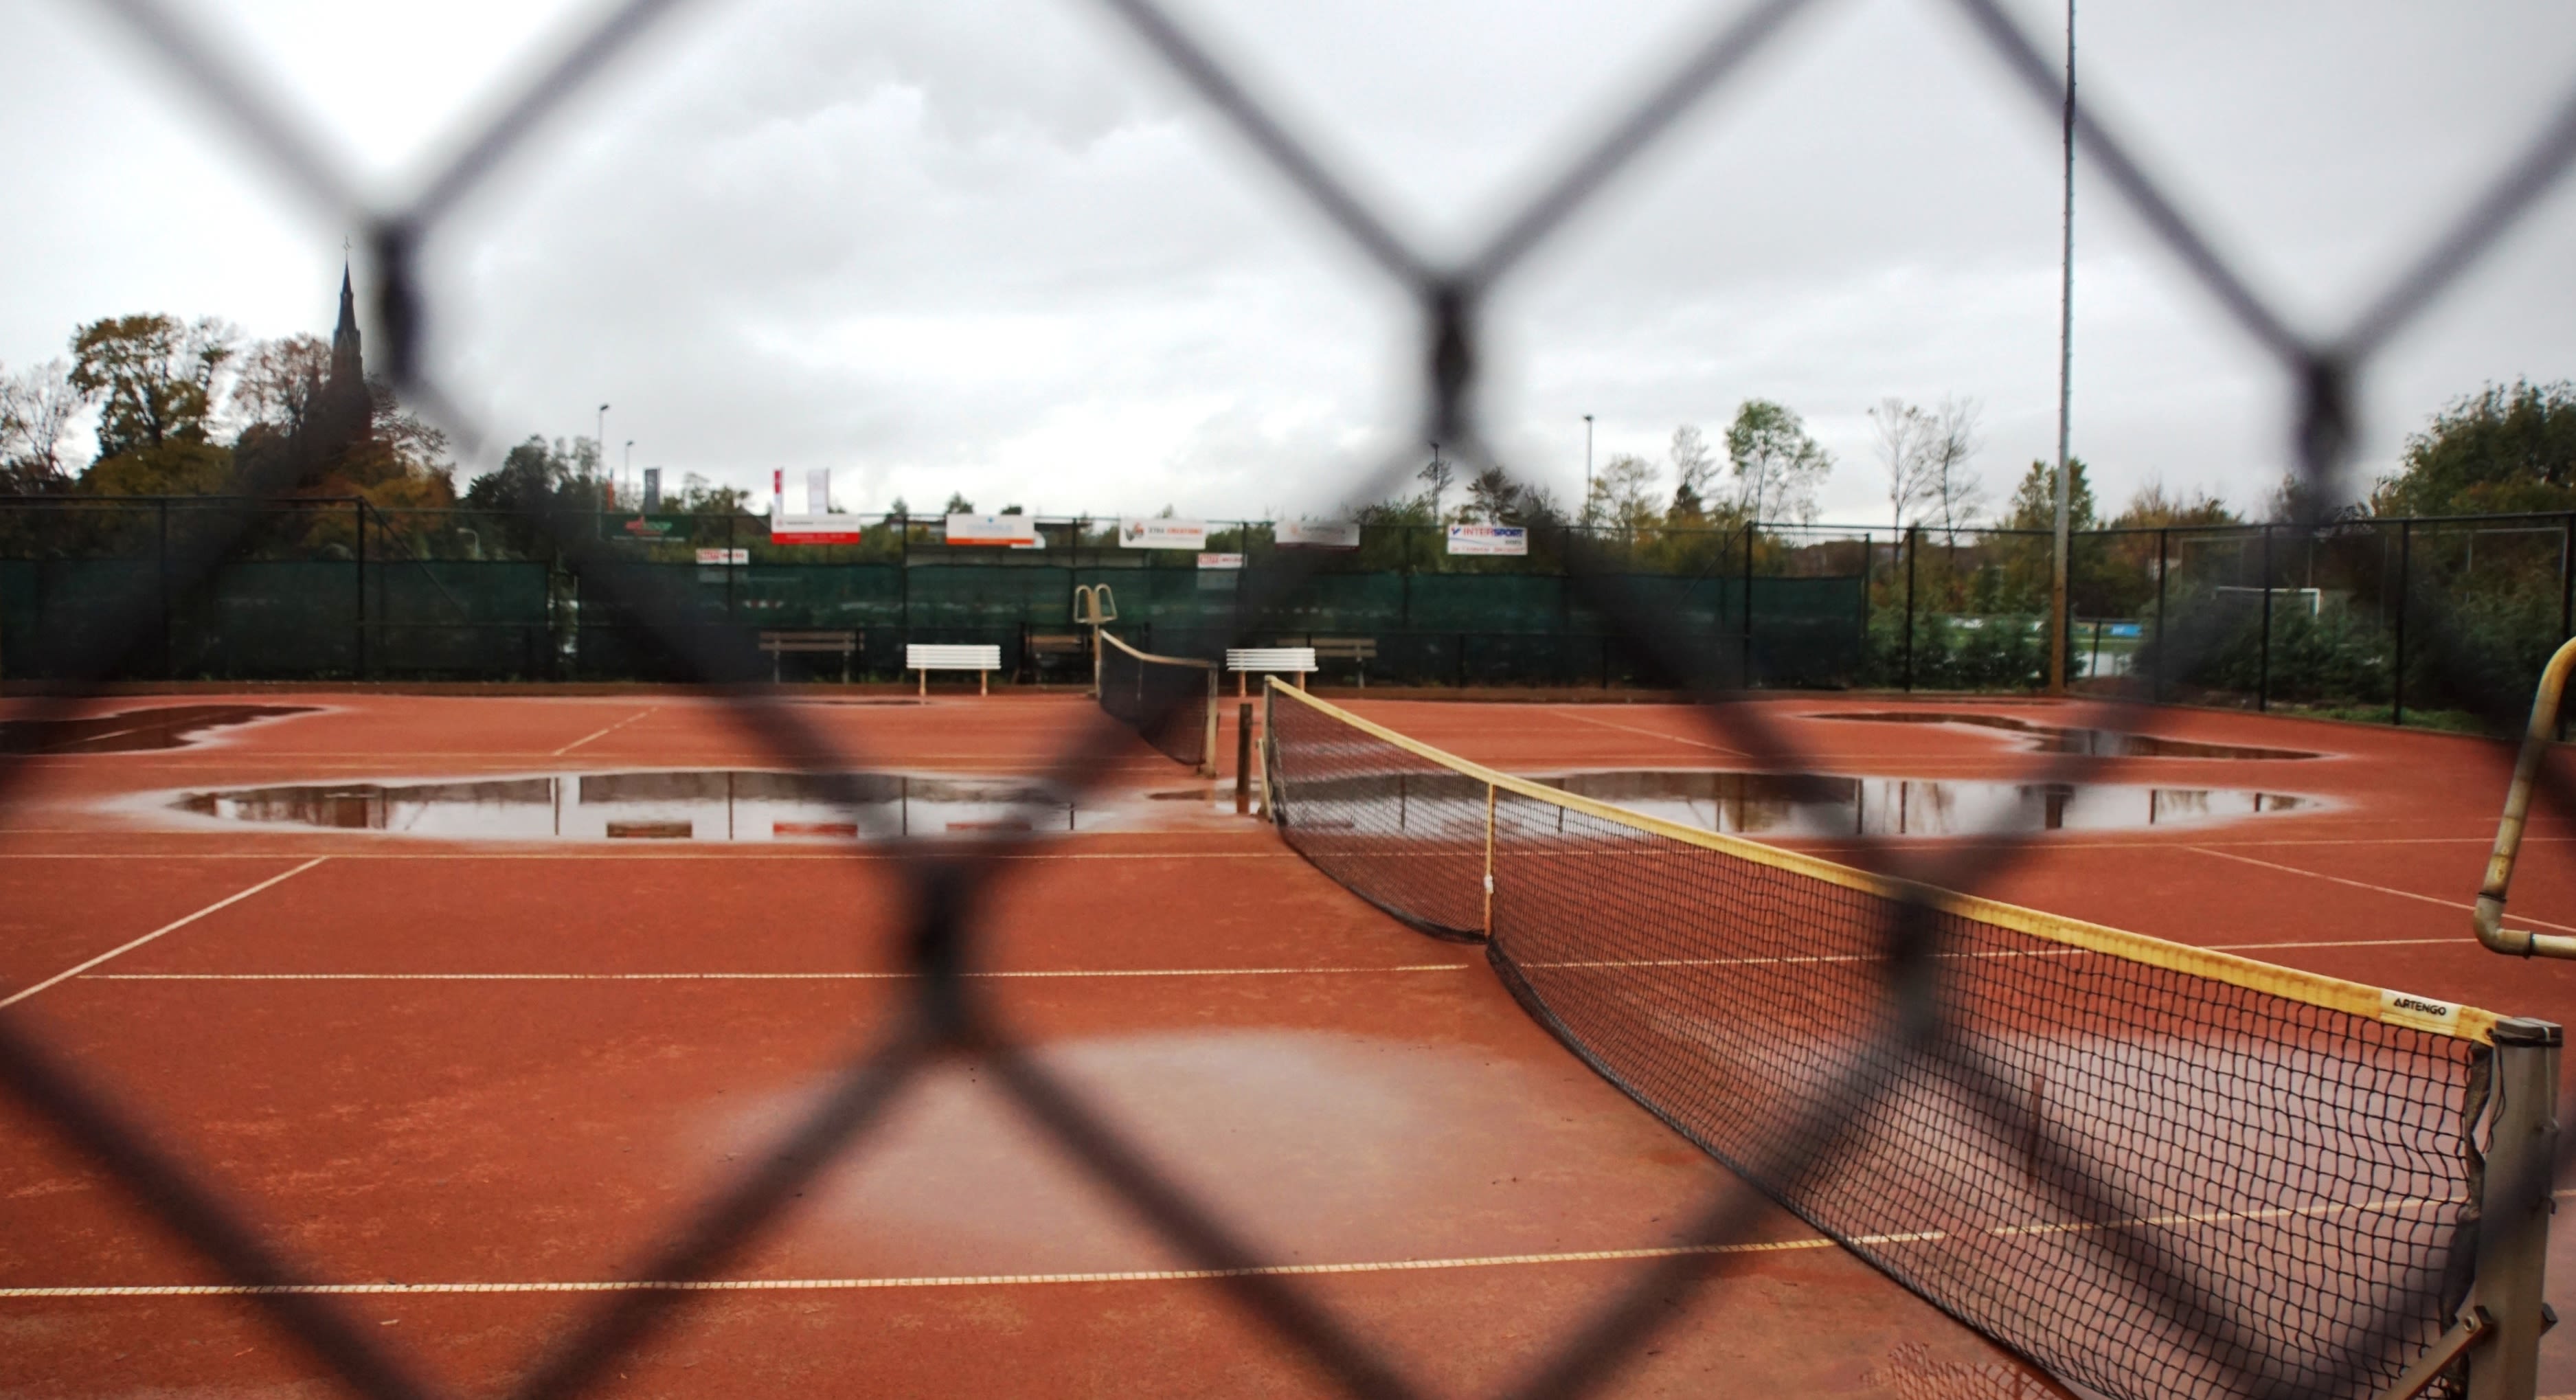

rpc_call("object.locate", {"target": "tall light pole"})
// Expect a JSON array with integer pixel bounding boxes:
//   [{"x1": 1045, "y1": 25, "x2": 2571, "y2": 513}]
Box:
[
  {"x1": 596, "y1": 403, "x2": 611, "y2": 505},
  {"x1": 1583, "y1": 414, "x2": 1595, "y2": 529},
  {"x1": 2048, "y1": 0, "x2": 2077, "y2": 695}
]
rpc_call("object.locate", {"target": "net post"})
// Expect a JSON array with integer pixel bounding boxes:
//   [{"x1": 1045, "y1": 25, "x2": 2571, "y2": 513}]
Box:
[
  {"x1": 2467, "y1": 1016, "x2": 2560, "y2": 1400},
  {"x1": 1235, "y1": 701, "x2": 1252, "y2": 814},
  {"x1": 1482, "y1": 782, "x2": 1496, "y2": 936},
  {"x1": 1201, "y1": 666, "x2": 1219, "y2": 776}
]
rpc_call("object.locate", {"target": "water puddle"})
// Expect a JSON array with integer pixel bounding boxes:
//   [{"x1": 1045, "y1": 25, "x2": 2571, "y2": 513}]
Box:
[
  {"x1": 1, "y1": 704, "x2": 317, "y2": 755},
  {"x1": 1530, "y1": 769, "x2": 2313, "y2": 837},
  {"x1": 166, "y1": 769, "x2": 1098, "y2": 842},
  {"x1": 1811, "y1": 711, "x2": 2319, "y2": 760}
]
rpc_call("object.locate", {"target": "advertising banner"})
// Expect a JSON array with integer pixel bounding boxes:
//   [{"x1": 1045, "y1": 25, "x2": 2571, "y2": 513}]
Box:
[
  {"x1": 1196, "y1": 552, "x2": 1245, "y2": 569},
  {"x1": 1120, "y1": 518, "x2": 1209, "y2": 550},
  {"x1": 641, "y1": 467, "x2": 662, "y2": 512},
  {"x1": 1446, "y1": 524, "x2": 1528, "y2": 556},
  {"x1": 694, "y1": 548, "x2": 749, "y2": 565},
  {"x1": 945, "y1": 514, "x2": 1042, "y2": 547},
  {"x1": 1276, "y1": 519, "x2": 1361, "y2": 550}
]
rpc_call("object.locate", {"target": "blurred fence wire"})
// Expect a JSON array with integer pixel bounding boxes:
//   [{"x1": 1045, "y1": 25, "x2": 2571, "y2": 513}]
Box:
[{"x1": 9, "y1": 0, "x2": 2576, "y2": 1396}]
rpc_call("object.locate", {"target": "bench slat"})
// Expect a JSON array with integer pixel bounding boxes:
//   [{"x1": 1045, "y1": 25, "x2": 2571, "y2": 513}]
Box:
[{"x1": 907, "y1": 645, "x2": 1002, "y2": 668}]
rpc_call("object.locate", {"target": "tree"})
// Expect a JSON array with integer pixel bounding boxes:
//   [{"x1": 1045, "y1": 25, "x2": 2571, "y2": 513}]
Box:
[
  {"x1": 1868, "y1": 398, "x2": 1935, "y2": 532},
  {"x1": 1464, "y1": 465, "x2": 1517, "y2": 523},
  {"x1": 1921, "y1": 397, "x2": 1984, "y2": 537},
  {"x1": 1724, "y1": 399, "x2": 1832, "y2": 524},
  {"x1": 2004, "y1": 456, "x2": 2097, "y2": 532},
  {"x1": 231, "y1": 334, "x2": 331, "y2": 442},
  {"x1": 0, "y1": 359, "x2": 81, "y2": 492},
  {"x1": 1589, "y1": 452, "x2": 1661, "y2": 534},
  {"x1": 943, "y1": 492, "x2": 974, "y2": 515},
  {"x1": 2110, "y1": 479, "x2": 2237, "y2": 530},
  {"x1": 1668, "y1": 424, "x2": 1717, "y2": 517},
  {"x1": 69, "y1": 315, "x2": 237, "y2": 462},
  {"x1": 2373, "y1": 379, "x2": 2576, "y2": 517},
  {"x1": 1417, "y1": 447, "x2": 1457, "y2": 520}
]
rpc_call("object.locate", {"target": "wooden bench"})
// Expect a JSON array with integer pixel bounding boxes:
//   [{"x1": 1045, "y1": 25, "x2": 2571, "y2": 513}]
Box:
[
  {"x1": 760, "y1": 629, "x2": 859, "y2": 684},
  {"x1": 1226, "y1": 646, "x2": 1317, "y2": 697},
  {"x1": 1309, "y1": 637, "x2": 1378, "y2": 688},
  {"x1": 1019, "y1": 629, "x2": 1088, "y2": 684},
  {"x1": 907, "y1": 642, "x2": 1003, "y2": 696}
]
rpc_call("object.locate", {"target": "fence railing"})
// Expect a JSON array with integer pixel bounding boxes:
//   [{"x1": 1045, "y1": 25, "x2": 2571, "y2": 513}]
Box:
[{"x1": 9, "y1": 498, "x2": 2574, "y2": 719}]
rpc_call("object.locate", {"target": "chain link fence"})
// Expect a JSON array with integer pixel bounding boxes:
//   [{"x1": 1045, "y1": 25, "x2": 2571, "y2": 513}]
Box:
[{"x1": 10, "y1": 0, "x2": 2576, "y2": 1395}]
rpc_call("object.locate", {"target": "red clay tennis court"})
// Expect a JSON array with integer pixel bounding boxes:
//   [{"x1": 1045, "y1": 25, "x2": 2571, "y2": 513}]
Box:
[{"x1": 5, "y1": 690, "x2": 2576, "y2": 1398}]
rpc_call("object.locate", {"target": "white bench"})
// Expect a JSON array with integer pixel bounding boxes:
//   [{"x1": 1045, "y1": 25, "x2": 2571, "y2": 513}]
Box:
[
  {"x1": 907, "y1": 643, "x2": 1002, "y2": 696},
  {"x1": 1227, "y1": 646, "x2": 1317, "y2": 696}
]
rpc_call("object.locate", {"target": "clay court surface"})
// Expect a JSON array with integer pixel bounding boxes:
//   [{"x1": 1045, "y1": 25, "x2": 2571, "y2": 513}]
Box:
[{"x1": 6, "y1": 690, "x2": 2576, "y2": 1398}]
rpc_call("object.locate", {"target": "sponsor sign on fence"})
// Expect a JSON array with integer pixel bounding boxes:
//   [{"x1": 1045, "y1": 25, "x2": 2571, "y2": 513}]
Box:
[
  {"x1": 1447, "y1": 524, "x2": 1528, "y2": 556},
  {"x1": 1197, "y1": 552, "x2": 1245, "y2": 569},
  {"x1": 945, "y1": 514, "x2": 1042, "y2": 547},
  {"x1": 770, "y1": 512, "x2": 867, "y2": 545},
  {"x1": 1276, "y1": 520, "x2": 1361, "y2": 549},
  {"x1": 1121, "y1": 518, "x2": 1209, "y2": 550},
  {"x1": 694, "y1": 548, "x2": 750, "y2": 565}
]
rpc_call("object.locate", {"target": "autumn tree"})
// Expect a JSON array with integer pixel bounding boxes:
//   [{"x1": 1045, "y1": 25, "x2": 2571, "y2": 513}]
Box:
[
  {"x1": 1724, "y1": 399, "x2": 1831, "y2": 525},
  {"x1": 69, "y1": 314, "x2": 239, "y2": 494},
  {"x1": 0, "y1": 359, "x2": 82, "y2": 493},
  {"x1": 2373, "y1": 379, "x2": 2576, "y2": 517}
]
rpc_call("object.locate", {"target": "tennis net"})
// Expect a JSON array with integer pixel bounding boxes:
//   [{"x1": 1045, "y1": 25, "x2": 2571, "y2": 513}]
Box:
[
  {"x1": 1260, "y1": 679, "x2": 2555, "y2": 1400},
  {"x1": 1097, "y1": 630, "x2": 1217, "y2": 773}
]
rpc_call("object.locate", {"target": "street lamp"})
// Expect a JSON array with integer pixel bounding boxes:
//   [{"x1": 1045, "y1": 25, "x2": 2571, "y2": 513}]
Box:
[
  {"x1": 624, "y1": 439, "x2": 635, "y2": 506},
  {"x1": 596, "y1": 403, "x2": 611, "y2": 504}
]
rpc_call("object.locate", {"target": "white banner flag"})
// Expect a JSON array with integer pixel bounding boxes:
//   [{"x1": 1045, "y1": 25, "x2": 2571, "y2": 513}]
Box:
[
  {"x1": 945, "y1": 514, "x2": 1041, "y2": 547},
  {"x1": 805, "y1": 468, "x2": 831, "y2": 515},
  {"x1": 1119, "y1": 518, "x2": 1209, "y2": 550},
  {"x1": 1446, "y1": 524, "x2": 1528, "y2": 556},
  {"x1": 1276, "y1": 520, "x2": 1360, "y2": 549}
]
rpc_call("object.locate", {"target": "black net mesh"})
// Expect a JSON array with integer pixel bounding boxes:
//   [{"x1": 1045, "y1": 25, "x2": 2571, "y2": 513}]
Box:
[
  {"x1": 1097, "y1": 630, "x2": 1214, "y2": 770},
  {"x1": 1265, "y1": 683, "x2": 2486, "y2": 1400}
]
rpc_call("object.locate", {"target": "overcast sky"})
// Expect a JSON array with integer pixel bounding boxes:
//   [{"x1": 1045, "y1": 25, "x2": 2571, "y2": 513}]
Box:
[{"x1": 4, "y1": 0, "x2": 2574, "y2": 526}]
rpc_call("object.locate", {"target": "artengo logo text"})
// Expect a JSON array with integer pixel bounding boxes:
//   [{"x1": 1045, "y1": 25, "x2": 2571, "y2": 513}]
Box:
[{"x1": 2381, "y1": 989, "x2": 2462, "y2": 1031}]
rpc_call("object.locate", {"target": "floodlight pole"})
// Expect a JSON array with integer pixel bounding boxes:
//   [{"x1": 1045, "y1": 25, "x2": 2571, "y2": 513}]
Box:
[
  {"x1": 597, "y1": 403, "x2": 612, "y2": 506},
  {"x1": 1583, "y1": 414, "x2": 1595, "y2": 530},
  {"x1": 2048, "y1": 0, "x2": 2077, "y2": 695}
]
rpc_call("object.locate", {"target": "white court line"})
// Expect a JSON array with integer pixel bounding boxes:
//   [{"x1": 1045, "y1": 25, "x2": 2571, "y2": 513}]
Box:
[
  {"x1": 0, "y1": 858, "x2": 328, "y2": 1009},
  {"x1": 0, "y1": 851, "x2": 1304, "y2": 862},
  {"x1": 89, "y1": 964, "x2": 1474, "y2": 983},
  {"x1": 1546, "y1": 708, "x2": 1750, "y2": 756},
  {"x1": 2184, "y1": 845, "x2": 2576, "y2": 935},
  {"x1": 0, "y1": 1234, "x2": 1952, "y2": 1299},
  {"x1": 548, "y1": 708, "x2": 657, "y2": 756}
]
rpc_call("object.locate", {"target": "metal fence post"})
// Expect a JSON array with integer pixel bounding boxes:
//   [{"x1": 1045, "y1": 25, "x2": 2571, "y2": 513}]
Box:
[
  {"x1": 1903, "y1": 525, "x2": 1918, "y2": 692},
  {"x1": 2396, "y1": 519, "x2": 2413, "y2": 726},
  {"x1": 2256, "y1": 522, "x2": 2272, "y2": 712},
  {"x1": 2560, "y1": 513, "x2": 2573, "y2": 644},
  {"x1": 2154, "y1": 527, "x2": 2169, "y2": 703},
  {"x1": 2466, "y1": 1016, "x2": 2560, "y2": 1400},
  {"x1": 1740, "y1": 521, "x2": 1756, "y2": 689},
  {"x1": 157, "y1": 499, "x2": 172, "y2": 679},
  {"x1": 354, "y1": 497, "x2": 369, "y2": 680}
]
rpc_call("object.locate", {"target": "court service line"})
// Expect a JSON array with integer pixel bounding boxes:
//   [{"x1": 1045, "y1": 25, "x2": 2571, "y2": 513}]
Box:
[
  {"x1": 1546, "y1": 708, "x2": 1750, "y2": 756},
  {"x1": 0, "y1": 858, "x2": 328, "y2": 1009},
  {"x1": 89, "y1": 964, "x2": 1476, "y2": 983},
  {"x1": 2183, "y1": 846, "x2": 2576, "y2": 935},
  {"x1": 549, "y1": 708, "x2": 658, "y2": 756},
  {"x1": 0, "y1": 1234, "x2": 1943, "y2": 1300}
]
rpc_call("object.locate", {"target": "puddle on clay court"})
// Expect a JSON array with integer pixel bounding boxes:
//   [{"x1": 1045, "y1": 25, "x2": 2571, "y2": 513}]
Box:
[
  {"x1": 1530, "y1": 769, "x2": 2312, "y2": 836},
  {"x1": 1813, "y1": 710, "x2": 2320, "y2": 760},
  {"x1": 1, "y1": 704, "x2": 317, "y2": 754},
  {"x1": 169, "y1": 769, "x2": 1104, "y2": 842}
]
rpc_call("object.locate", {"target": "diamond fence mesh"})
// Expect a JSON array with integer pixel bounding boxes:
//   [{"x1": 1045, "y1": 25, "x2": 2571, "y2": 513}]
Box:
[{"x1": 8, "y1": 0, "x2": 2576, "y2": 1397}]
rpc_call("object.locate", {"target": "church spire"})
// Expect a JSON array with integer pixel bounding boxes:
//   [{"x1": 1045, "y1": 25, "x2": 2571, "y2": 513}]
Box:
[{"x1": 330, "y1": 261, "x2": 363, "y2": 386}]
